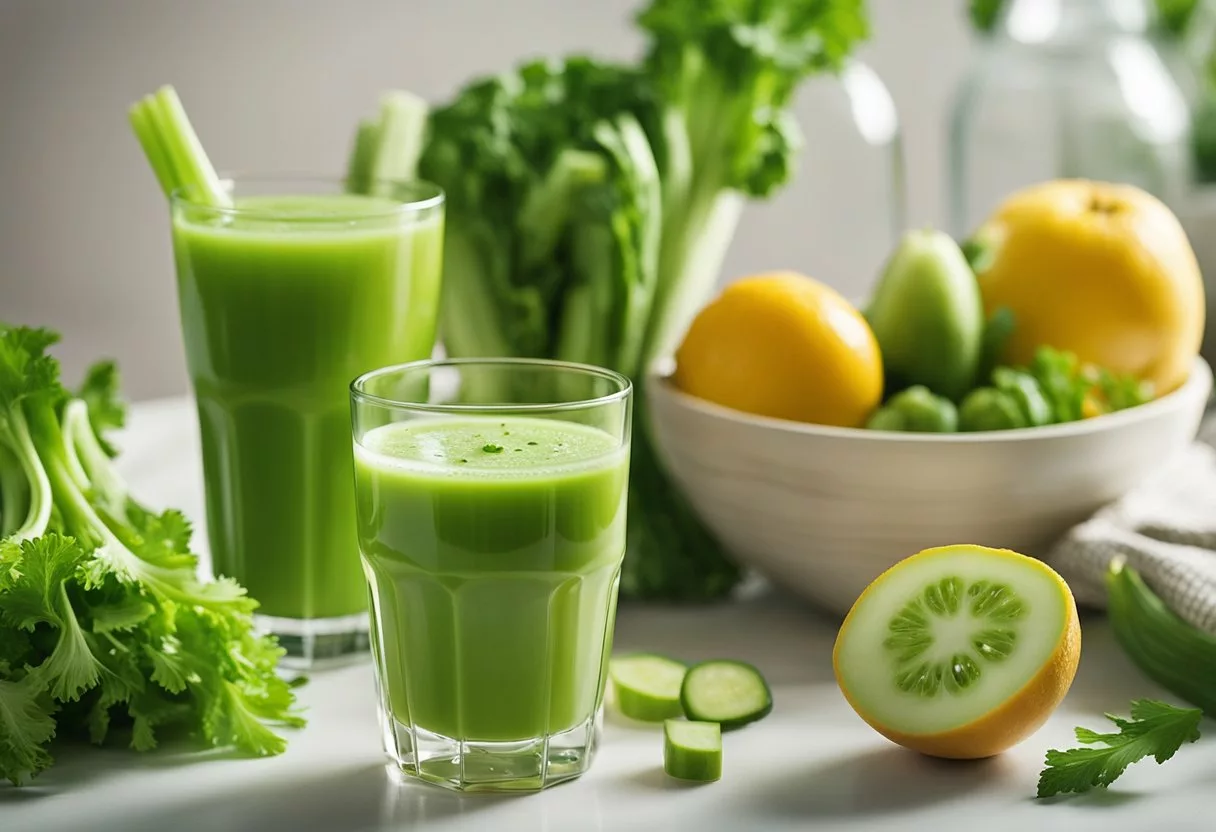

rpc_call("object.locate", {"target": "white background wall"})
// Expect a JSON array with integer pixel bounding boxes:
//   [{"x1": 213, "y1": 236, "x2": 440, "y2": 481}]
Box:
[{"x1": 0, "y1": 0, "x2": 975, "y2": 400}]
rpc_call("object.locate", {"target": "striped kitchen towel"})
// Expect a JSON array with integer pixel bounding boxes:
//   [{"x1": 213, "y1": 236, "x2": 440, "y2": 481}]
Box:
[{"x1": 1047, "y1": 413, "x2": 1216, "y2": 634}]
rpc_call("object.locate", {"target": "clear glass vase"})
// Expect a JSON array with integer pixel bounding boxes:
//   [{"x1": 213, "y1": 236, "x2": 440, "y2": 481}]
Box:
[
  {"x1": 1158, "y1": 0, "x2": 1216, "y2": 364},
  {"x1": 730, "y1": 58, "x2": 905, "y2": 295},
  {"x1": 948, "y1": 0, "x2": 1194, "y2": 238}
]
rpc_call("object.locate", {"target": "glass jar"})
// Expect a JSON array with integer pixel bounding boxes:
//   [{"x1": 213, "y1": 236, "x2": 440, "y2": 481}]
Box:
[
  {"x1": 1158, "y1": 0, "x2": 1216, "y2": 364},
  {"x1": 727, "y1": 58, "x2": 905, "y2": 297},
  {"x1": 948, "y1": 0, "x2": 1193, "y2": 238}
]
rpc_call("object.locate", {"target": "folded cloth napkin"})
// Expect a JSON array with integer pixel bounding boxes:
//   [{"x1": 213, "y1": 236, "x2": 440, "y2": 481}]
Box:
[{"x1": 1047, "y1": 412, "x2": 1216, "y2": 635}]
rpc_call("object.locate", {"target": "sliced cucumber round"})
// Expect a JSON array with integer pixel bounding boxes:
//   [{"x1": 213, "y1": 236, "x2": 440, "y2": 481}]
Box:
[
  {"x1": 833, "y1": 544, "x2": 1078, "y2": 747},
  {"x1": 680, "y1": 660, "x2": 772, "y2": 730},
  {"x1": 664, "y1": 719, "x2": 722, "y2": 782},
  {"x1": 610, "y1": 653, "x2": 687, "y2": 722}
]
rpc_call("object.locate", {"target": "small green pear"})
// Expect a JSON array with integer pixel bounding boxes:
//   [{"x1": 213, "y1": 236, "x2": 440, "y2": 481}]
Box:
[{"x1": 865, "y1": 228, "x2": 985, "y2": 401}]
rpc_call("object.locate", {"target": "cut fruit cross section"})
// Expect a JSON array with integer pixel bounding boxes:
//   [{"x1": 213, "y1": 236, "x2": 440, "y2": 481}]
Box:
[{"x1": 833, "y1": 544, "x2": 1080, "y2": 759}]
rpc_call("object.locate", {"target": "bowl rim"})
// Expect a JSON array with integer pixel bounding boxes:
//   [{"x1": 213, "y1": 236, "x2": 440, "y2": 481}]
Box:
[{"x1": 647, "y1": 356, "x2": 1213, "y2": 444}]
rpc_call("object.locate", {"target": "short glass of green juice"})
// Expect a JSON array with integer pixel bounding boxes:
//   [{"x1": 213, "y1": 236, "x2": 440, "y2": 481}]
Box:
[
  {"x1": 350, "y1": 359, "x2": 633, "y2": 792},
  {"x1": 170, "y1": 176, "x2": 444, "y2": 668}
]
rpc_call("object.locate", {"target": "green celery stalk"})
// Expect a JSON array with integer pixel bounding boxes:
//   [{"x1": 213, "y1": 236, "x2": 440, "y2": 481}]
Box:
[
  {"x1": 127, "y1": 101, "x2": 178, "y2": 199},
  {"x1": 369, "y1": 91, "x2": 429, "y2": 196},
  {"x1": 641, "y1": 187, "x2": 744, "y2": 371},
  {"x1": 593, "y1": 115, "x2": 663, "y2": 376},
  {"x1": 435, "y1": 225, "x2": 529, "y2": 407},
  {"x1": 344, "y1": 91, "x2": 429, "y2": 198},
  {"x1": 0, "y1": 443, "x2": 29, "y2": 538},
  {"x1": 151, "y1": 87, "x2": 230, "y2": 206},
  {"x1": 517, "y1": 149, "x2": 608, "y2": 269},
  {"x1": 0, "y1": 405, "x2": 53, "y2": 543},
  {"x1": 556, "y1": 222, "x2": 617, "y2": 371},
  {"x1": 345, "y1": 118, "x2": 379, "y2": 196},
  {"x1": 128, "y1": 85, "x2": 230, "y2": 208}
]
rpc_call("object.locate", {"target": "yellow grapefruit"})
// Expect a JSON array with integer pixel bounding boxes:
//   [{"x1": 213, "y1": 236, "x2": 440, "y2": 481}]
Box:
[{"x1": 973, "y1": 179, "x2": 1204, "y2": 394}]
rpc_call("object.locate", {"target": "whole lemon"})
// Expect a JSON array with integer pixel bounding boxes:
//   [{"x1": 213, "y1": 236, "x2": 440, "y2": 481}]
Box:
[
  {"x1": 673, "y1": 272, "x2": 883, "y2": 427},
  {"x1": 973, "y1": 179, "x2": 1205, "y2": 393}
]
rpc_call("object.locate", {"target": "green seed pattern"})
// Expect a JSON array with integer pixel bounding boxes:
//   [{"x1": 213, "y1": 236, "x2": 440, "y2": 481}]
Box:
[
  {"x1": 968, "y1": 580, "x2": 1027, "y2": 620},
  {"x1": 885, "y1": 576, "x2": 1028, "y2": 698}
]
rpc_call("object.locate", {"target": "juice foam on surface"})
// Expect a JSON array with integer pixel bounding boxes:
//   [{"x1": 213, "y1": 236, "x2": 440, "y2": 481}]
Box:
[{"x1": 359, "y1": 417, "x2": 621, "y2": 476}]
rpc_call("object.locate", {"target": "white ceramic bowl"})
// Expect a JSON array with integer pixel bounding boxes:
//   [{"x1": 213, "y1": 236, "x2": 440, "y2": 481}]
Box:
[{"x1": 647, "y1": 359, "x2": 1213, "y2": 617}]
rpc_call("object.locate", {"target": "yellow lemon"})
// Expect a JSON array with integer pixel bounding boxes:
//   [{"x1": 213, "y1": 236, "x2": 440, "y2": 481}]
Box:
[
  {"x1": 833, "y1": 545, "x2": 1081, "y2": 760},
  {"x1": 673, "y1": 272, "x2": 883, "y2": 427},
  {"x1": 973, "y1": 179, "x2": 1204, "y2": 393}
]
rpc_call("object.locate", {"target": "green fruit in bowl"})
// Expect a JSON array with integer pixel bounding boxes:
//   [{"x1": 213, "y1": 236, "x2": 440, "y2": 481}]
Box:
[
  {"x1": 959, "y1": 388, "x2": 1027, "y2": 432},
  {"x1": 959, "y1": 367, "x2": 1052, "y2": 432},
  {"x1": 866, "y1": 386, "x2": 958, "y2": 433},
  {"x1": 866, "y1": 229, "x2": 985, "y2": 401}
]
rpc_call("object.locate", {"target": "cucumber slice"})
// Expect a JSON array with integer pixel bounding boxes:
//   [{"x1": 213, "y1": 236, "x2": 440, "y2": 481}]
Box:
[
  {"x1": 680, "y1": 660, "x2": 772, "y2": 730},
  {"x1": 610, "y1": 653, "x2": 688, "y2": 721},
  {"x1": 663, "y1": 720, "x2": 722, "y2": 782}
]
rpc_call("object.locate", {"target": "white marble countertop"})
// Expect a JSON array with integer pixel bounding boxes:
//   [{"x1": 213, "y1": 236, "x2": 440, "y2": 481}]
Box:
[{"x1": 5, "y1": 397, "x2": 1215, "y2": 832}]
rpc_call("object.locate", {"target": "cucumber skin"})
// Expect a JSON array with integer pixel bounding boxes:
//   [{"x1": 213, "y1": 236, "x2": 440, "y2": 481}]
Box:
[
  {"x1": 1107, "y1": 560, "x2": 1216, "y2": 714},
  {"x1": 663, "y1": 720, "x2": 722, "y2": 782},
  {"x1": 615, "y1": 684, "x2": 686, "y2": 722},
  {"x1": 610, "y1": 654, "x2": 688, "y2": 722},
  {"x1": 680, "y1": 660, "x2": 774, "y2": 731}
]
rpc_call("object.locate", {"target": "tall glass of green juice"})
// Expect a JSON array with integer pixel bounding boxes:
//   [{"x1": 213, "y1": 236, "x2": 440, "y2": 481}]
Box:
[
  {"x1": 171, "y1": 177, "x2": 444, "y2": 667},
  {"x1": 350, "y1": 359, "x2": 632, "y2": 792}
]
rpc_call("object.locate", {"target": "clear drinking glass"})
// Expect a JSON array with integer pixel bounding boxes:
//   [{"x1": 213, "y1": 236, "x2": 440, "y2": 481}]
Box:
[
  {"x1": 350, "y1": 359, "x2": 632, "y2": 792},
  {"x1": 170, "y1": 176, "x2": 445, "y2": 668}
]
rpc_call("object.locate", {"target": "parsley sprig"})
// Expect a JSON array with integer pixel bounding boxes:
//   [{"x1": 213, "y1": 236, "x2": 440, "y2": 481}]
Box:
[
  {"x1": 1037, "y1": 699, "x2": 1203, "y2": 798},
  {"x1": 0, "y1": 325, "x2": 303, "y2": 786}
]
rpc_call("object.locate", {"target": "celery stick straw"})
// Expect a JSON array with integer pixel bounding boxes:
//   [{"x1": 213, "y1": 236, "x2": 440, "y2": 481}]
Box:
[
  {"x1": 128, "y1": 101, "x2": 177, "y2": 198},
  {"x1": 128, "y1": 85, "x2": 231, "y2": 208},
  {"x1": 345, "y1": 119, "x2": 379, "y2": 196}
]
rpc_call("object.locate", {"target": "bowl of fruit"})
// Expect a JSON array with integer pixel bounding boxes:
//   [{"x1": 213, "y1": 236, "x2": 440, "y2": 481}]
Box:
[{"x1": 648, "y1": 180, "x2": 1213, "y2": 616}]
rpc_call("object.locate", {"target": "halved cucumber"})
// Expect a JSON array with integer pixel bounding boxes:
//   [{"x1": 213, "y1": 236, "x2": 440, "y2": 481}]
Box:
[
  {"x1": 833, "y1": 544, "x2": 1080, "y2": 759},
  {"x1": 610, "y1": 653, "x2": 687, "y2": 722},
  {"x1": 663, "y1": 719, "x2": 722, "y2": 782},
  {"x1": 680, "y1": 660, "x2": 772, "y2": 730}
]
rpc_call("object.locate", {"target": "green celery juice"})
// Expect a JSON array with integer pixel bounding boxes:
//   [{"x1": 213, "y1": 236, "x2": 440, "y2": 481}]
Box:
[
  {"x1": 172, "y1": 191, "x2": 444, "y2": 622},
  {"x1": 354, "y1": 416, "x2": 629, "y2": 742}
]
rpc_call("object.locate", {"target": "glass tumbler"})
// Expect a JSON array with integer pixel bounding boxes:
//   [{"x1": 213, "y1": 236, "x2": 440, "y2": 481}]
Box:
[
  {"x1": 170, "y1": 176, "x2": 445, "y2": 667},
  {"x1": 350, "y1": 358, "x2": 632, "y2": 792}
]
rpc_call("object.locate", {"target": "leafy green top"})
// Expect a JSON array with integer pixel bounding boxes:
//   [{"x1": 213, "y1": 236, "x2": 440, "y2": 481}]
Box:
[
  {"x1": 0, "y1": 326, "x2": 61, "y2": 412},
  {"x1": 1037, "y1": 699, "x2": 1203, "y2": 798},
  {"x1": 638, "y1": 0, "x2": 868, "y2": 197},
  {"x1": 75, "y1": 361, "x2": 125, "y2": 457},
  {"x1": 968, "y1": 0, "x2": 1200, "y2": 37},
  {"x1": 0, "y1": 324, "x2": 302, "y2": 786},
  {"x1": 420, "y1": 57, "x2": 665, "y2": 371}
]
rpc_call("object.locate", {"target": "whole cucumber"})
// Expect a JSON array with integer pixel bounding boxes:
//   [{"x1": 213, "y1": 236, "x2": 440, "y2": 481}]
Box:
[{"x1": 1106, "y1": 558, "x2": 1216, "y2": 714}]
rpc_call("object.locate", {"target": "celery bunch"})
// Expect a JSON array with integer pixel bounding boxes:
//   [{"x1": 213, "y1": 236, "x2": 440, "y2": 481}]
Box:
[{"x1": 348, "y1": 0, "x2": 870, "y2": 600}]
